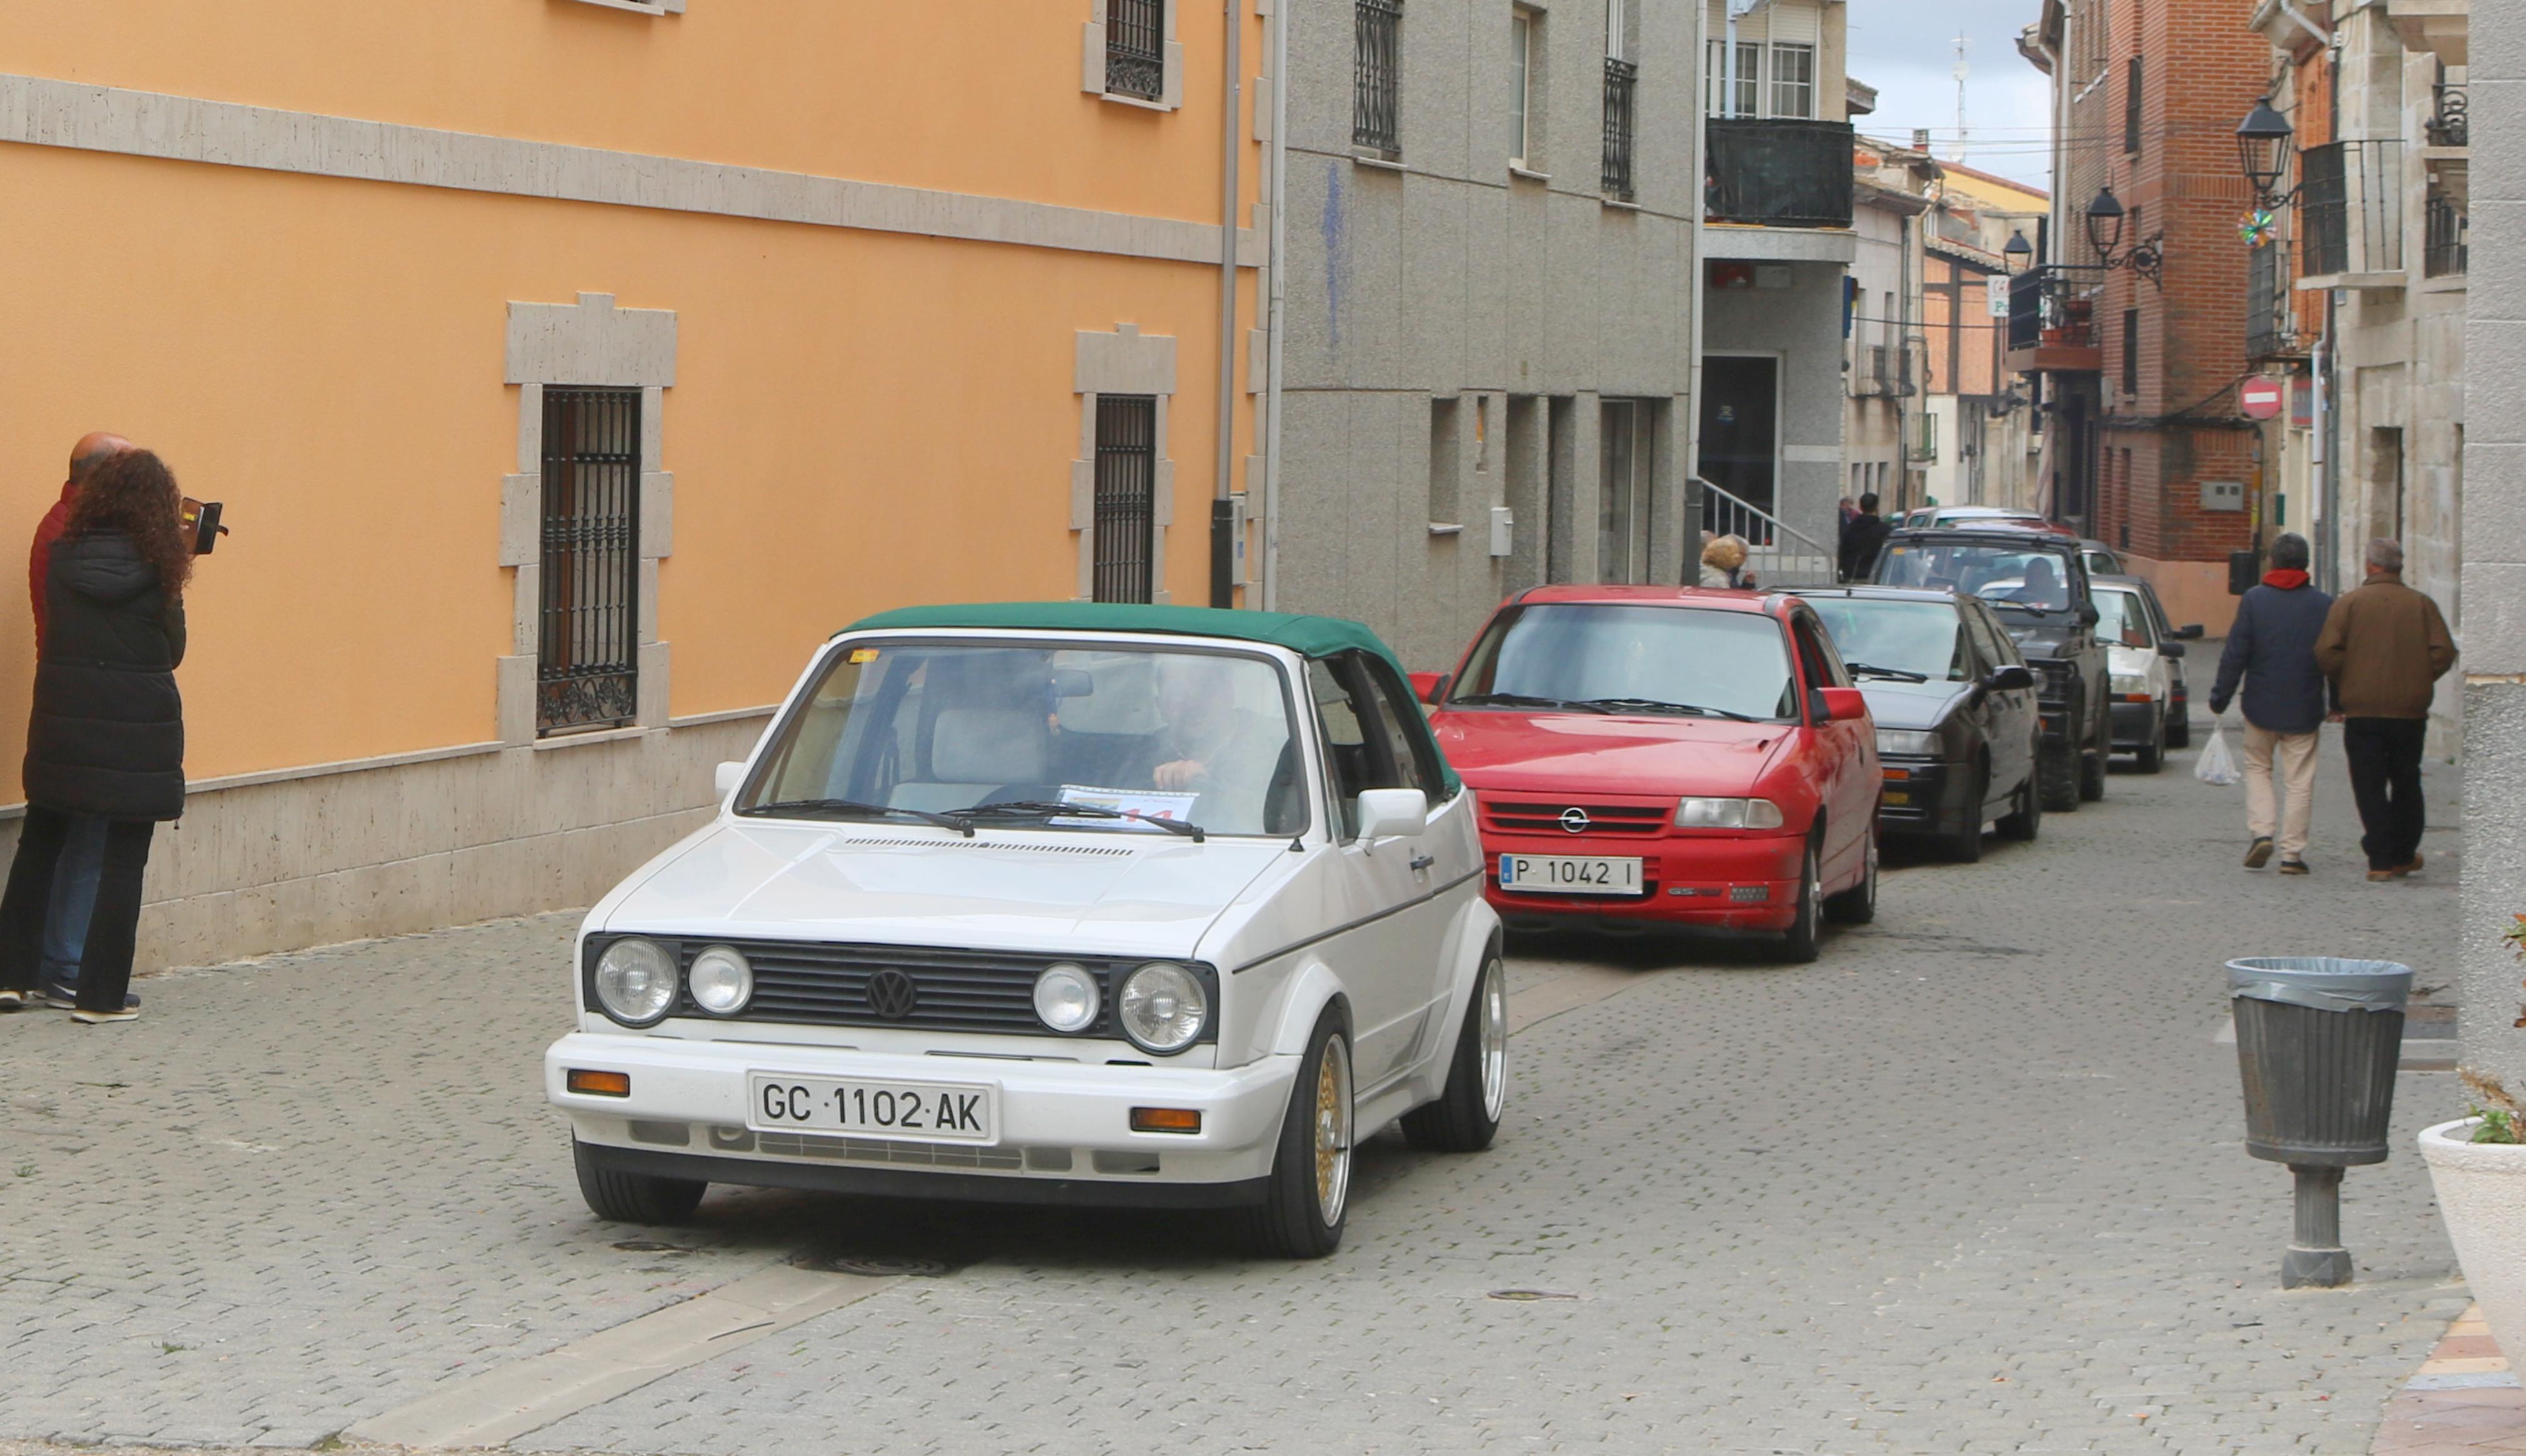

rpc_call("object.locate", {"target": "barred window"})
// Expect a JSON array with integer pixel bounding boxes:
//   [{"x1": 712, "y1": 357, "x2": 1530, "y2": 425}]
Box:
[
  {"x1": 537, "y1": 388, "x2": 640, "y2": 735},
  {"x1": 1093, "y1": 395, "x2": 1157, "y2": 604},
  {"x1": 1106, "y1": 0, "x2": 1165, "y2": 101},
  {"x1": 1354, "y1": 0, "x2": 1401, "y2": 154}
]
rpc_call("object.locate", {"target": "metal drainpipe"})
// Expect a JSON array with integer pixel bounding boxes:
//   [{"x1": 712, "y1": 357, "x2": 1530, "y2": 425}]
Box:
[
  {"x1": 1684, "y1": 0, "x2": 1709, "y2": 579},
  {"x1": 1261, "y1": 0, "x2": 1288, "y2": 612},
  {"x1": 1211, "y1": 0, "x2": 1244, "y2": 608}
]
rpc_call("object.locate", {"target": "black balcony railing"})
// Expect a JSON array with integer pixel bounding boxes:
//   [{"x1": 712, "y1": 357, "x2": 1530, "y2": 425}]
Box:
[
  {"x1": 1352, "y1": 0, "x2": 1401, "y2": 154},
  {"x1": 2245, "y1": 240, "x2": 2298, "y2": 360},
  {"x1": 1104, "y1": 0, "x2": 1165, "y2": 101},
  {"x1": 1601, "y1": 57, "x2": 1638, "y2": 199},
  {"x1": 2425, "y1": 187, "x2": 2469, "y2": 278},
  {"x1": 1704, "y1": 119, "x2": 1854, "y2": 228},
  {"x1": 2006, "y1": 266, "x2": 2098, "y2": 356},
  {"x1": 2429, "y1": 82, "x2": 2469, "y2": 148},
  {"x1": 2300, "y1": 139, "x2": 2403, "y2": 277}
]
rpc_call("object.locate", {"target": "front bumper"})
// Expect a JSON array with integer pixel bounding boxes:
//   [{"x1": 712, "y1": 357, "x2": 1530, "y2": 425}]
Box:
[
  {"x1": 546, "y1": 1031, "x2": 1298, "y2": 1202},
  {"x1": 1876, "y1": 758, "x2": 1970, "y2": 836},
  {"x1": 1480, "y1": 831, "x2": 1807, "y2": 931},
  {"x1": 2109, "y1": 699, "x2": 2161, "y2": 749}
]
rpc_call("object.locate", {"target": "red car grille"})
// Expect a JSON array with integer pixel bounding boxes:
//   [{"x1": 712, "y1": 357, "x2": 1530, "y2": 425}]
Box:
[{"x1": 1480, "y1": 801, "x2": 1671, "y2": 837}]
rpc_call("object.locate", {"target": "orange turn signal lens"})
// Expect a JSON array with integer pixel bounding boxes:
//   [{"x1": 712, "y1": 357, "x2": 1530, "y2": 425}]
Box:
[
  {"x1": 1881, "y1": 766, "x2": 1912, "y2": 780},
  {"x1": 567, "y1": 1069, "x2": 632, "y2": 1097},
  {"x1": 1130, "y1": 1107, "x2": 1202, "y2": 1134}
]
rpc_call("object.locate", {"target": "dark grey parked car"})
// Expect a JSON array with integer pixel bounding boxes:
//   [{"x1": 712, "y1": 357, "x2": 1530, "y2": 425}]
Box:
[{"x1": 1796, "y1": 587, "x2": 2044, "y2": 861}]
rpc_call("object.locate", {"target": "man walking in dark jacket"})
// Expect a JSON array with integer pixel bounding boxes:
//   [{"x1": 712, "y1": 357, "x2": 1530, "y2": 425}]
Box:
[
  {"x1": 2314, "y1": 538, "x2": 2457, "y2": 881},
  {"x1": 2209, "y1": 533, "x2": 2332, "y2": 874},
  {"x1": 1839, "y1": 492, "x2": 1890, "y2": 583}
]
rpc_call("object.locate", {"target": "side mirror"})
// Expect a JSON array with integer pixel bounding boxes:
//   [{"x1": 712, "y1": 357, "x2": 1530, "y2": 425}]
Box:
[
  {"x1": 2077, "y1": 602, "x2": 2101, "y2": 626},
  {"x1": 714, "y1": 761, "x2": 746, "y2": 798},
  {"x1": 2159, "y1": 641, "x2": 2188, "y2": 660},
  {"x1": 2174, "y1": 623, "x2": 2205, "y2": 640},
  {"x1": 1986, "y1": 665, "x2": 2037, "y2": 692},
  {"x1": 1356, "y1": 787, "x2": 1429, "y2": 841},
  {"x1": 1817, "y1": 686, "x2": 1870, "y2": 724},
  {"x1": 1410, "y1": 671, "x2": 1451, "y2": 705}
]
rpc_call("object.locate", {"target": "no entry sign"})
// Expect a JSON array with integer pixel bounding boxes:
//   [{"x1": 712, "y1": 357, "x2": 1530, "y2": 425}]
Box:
[{"x1": 2239, "y1": 377, "x2": 2285, "y2": 420}]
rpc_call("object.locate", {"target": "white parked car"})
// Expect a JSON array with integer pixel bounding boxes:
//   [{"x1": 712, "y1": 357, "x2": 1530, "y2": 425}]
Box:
[
  {"x1": 2091, "y1": 580, "x2": 2181, "y2": 773},
  {"x1": 545, "y1": 604, "x2": 1506, "y2": 1257}
]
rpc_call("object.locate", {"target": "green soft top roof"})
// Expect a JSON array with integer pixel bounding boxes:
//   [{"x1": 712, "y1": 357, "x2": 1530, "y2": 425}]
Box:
[{"x1": 844, "y1": 602, "x2": 1458, "y2": 793}]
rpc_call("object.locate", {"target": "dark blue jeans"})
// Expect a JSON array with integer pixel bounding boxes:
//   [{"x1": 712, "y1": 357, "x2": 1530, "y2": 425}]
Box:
[
  {"x1": 38, "y1": 813, "x2": 106, "y2": 994},
  {"x1": 0, "y1": 807, "x2": 156, "y2": 1011}
]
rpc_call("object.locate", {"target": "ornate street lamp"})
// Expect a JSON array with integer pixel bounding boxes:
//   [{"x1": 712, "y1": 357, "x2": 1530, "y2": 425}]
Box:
[
  {"x1": 2085, "y1": 186, "x2": 2127, "y2": 258},
  {"x1": 2237, "y1": 96, "x2": 2295, "y2": 207},
  {"x1": 2003, "y1": 230, "x2": 2034, "y2": 271}
]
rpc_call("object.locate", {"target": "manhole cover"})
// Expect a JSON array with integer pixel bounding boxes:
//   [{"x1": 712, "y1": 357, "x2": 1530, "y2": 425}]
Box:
[
  {"x1": 1486, "y1": 1289, "x2": 1581, "y2": 1302},
  {"x1": 612, "y1": 1239, "x2": 699, "y2": 1254},
  {"x1": 795, "y1": 1252, "x2": 953, "y2": 1277}
]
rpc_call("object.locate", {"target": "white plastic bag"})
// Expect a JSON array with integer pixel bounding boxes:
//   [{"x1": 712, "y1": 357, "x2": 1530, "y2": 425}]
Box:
[{"x1": 2195, "y1": 720, "x2": 2242, "y2": 786}]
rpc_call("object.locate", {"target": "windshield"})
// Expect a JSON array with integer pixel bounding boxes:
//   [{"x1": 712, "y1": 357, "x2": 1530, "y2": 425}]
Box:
[
  {"x1": 2092, "y1": 588, "x2": 2152, "y2": 648},
  {"x1": 740, "y1": 641, "x2": 1305, "y2": 836},
  {"x1": 1874, "y1": 541, "x2": 2077, "y2": 612},
  {"x1": 1448, "y1": 604, "x2": 1797, "y2": 720},
  {"x1": 1801, "y1": 598, "x2": 1969, "y2": 681}
]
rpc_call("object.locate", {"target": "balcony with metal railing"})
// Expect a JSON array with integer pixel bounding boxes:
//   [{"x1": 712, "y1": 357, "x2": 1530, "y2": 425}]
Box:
[
  {"x1": 1704, "y1": 119, "x2": 1855, "y2": 229},
  {"x1": 2299, "y1": 139, "x2": 2404, "y2": 288},
  {"x1": 2002, "y1": 267, "x2": 2103, "y2": 374},
  {"x1": 2427, "y1": 82, "x2": 2469, "y2": 149},
  {"x1": 1601, "y1": 58, "x2": 1637, "y2": 201}
]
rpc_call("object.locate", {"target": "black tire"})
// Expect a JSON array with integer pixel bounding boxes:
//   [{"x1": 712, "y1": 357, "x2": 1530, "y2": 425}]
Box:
[
  {"x1": 1778, "y1": 838, "x2": 1823, "y2": 963},
  {"x1": 2038, "y1": 741, "x2": 2081, "y2": 813},
  {"x1": 2080, "y1": 742, "x2": 2107, "y2": 801},
  {"x1": 2134, "y1": 710, "x2": 2165, "y2": 774},
  {"x1": 1401, "y1": 953, "x2": 1506, "y2": 1154},
  {"x1": 1940, "y1": 761, "x2": 1987, "y2": 863},
  {"x1": 1996, "y1": 770, "x2": 2042, "y2": 842},
  {"x1": 1823, "y1": 828, "x2": 1877, "y2": 924},
  {"x1": 1240, "y1": 1008, "x2": 1354, "y2": 1259},
  {"x1": 573, "y1": 1138, "x2": 707, "y2": 1224}
]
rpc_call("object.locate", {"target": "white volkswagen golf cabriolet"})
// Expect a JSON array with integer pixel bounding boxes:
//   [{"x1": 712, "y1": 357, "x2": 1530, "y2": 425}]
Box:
[{"x1": 545, "y1": 603, "x2": 1505, "y2": 1256}]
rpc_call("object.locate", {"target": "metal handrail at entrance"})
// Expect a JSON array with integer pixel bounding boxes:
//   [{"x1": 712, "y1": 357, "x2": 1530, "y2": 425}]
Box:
[{"x1": 1696, "y1": 477, "x2": 1838, "y2": 588}]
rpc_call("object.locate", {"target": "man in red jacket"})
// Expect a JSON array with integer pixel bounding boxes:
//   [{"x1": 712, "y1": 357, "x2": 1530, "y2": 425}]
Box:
[{"x1": 22, "y1": 432, "x2": 132, "y2": 1009}]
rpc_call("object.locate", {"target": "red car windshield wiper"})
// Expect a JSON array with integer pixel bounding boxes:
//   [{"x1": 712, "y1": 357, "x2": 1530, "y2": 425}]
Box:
[
  {"x1": 1574, "y1": 697, "x2": 1763, "y2": 722},
  {"x1": 1453, "y1": 691, "x2": 1610, "y2": 712}
]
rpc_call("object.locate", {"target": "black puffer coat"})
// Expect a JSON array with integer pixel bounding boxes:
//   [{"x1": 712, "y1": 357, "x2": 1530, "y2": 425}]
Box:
[{"x1": 24, "y1": 532, "x2": 186, "y2": 821}]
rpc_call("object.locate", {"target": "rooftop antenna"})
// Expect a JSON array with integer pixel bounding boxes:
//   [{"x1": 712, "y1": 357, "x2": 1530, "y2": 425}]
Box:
[{"x1": 1952, "y1": 30, "x2": 1971, "y2": 164}]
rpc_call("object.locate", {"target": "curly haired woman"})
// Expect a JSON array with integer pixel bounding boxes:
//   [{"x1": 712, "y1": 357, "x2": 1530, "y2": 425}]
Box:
[{"x1": 0, "y1": 448, "x2": 189, "y2": 1022}]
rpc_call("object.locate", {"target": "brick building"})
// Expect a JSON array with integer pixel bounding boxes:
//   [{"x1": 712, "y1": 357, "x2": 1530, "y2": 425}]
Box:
[{"x1": 2017, "y1": 0, "x2": 2270, "y2": 630}]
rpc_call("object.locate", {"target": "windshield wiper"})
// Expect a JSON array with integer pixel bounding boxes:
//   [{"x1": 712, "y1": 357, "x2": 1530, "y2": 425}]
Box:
[
  {"x1": 958, "y1": 800, "x2": 1206, "y2": 843},
  {"x1": 1451, "y1": 691, "x2": 1610, "y2": 712},
  {"x1": 1574, "y1": 697, "x2": 1763, "y2": 723},
  {"x1": 738, "y1": 798, "x2": 975, "y2": 836},
  {"x1": 1844, "y1": 662, "x2": 1930, "y2": 683}
]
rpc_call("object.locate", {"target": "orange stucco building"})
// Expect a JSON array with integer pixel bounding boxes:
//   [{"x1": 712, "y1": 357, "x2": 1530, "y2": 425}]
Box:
[{"x1": 0, "y1": 0, "x2": 1264, "y2": 964}]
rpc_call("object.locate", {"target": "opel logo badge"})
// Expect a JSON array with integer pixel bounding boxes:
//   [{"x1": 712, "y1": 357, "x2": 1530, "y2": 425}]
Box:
[
  {"x1": 1559, "y1": 807, "x2": 1591, "y2": 834},
  {"x1": 866, "y1": 968, "x2": 920, "y2": 1021}
]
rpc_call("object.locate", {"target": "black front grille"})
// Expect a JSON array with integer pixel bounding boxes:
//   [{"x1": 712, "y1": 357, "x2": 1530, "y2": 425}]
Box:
[
  {"x1": 2032, "y1": 659, "x2": 2076, "y2": 706},
  {"x1": 1482, "y1": 802, "x2": 1671, "y2": 837},
  {"x1": 585, "y1": 937, "x2": 1216, "y2": 1044}
]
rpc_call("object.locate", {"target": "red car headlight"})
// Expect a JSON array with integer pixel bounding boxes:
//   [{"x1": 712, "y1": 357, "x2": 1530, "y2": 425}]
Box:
[{"x1": 1674, "y1": 797, "x2": 1786, "y2": 830}]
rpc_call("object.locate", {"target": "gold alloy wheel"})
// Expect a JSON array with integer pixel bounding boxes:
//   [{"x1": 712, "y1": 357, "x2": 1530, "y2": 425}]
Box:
[{"x1": 1313, "y1": 1035, "x2": 1354, "y2": 1225}]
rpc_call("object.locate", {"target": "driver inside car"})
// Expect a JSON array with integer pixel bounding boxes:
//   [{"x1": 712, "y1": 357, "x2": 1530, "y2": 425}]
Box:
[
  {"x1": 1150, "y1": 656, "x2": 1286, "y2": 820},
  {"x1": 2007, "y1": 556, "x2": 2071, "y2": 610}
]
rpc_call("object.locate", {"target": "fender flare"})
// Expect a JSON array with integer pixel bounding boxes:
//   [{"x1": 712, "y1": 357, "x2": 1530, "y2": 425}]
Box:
[
  {"x1": 1421, "y1": 901, "x2": 1505, "y2": 1077},
  {"x1": 1266, "y1": 961, "x2": 1352, "y2": 1056}
]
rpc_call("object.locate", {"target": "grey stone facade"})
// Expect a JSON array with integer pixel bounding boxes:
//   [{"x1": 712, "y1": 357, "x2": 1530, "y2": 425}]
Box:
[{"x1": 1271, "y1": 0, "x2": 1704, "y2": 668}]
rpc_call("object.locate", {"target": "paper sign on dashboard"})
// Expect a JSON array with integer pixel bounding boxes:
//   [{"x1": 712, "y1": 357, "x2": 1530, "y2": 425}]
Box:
[{"x1": 1055, "y1": 784, "x2": 1200, "y2": 830}]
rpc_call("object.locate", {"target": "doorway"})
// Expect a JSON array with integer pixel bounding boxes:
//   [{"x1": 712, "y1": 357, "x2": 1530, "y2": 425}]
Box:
[
  {"x1": 1599, "y1": 400, "x2": 1655, "y2": 582},
  {"x1": 1697, "y1": 354, "x2": 1779, "y2": 522}
]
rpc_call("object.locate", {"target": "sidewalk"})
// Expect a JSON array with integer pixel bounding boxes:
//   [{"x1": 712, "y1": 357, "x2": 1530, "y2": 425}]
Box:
[{"x1": 2373, "y1": 1307, "x2": 2526, "y2": 1454}]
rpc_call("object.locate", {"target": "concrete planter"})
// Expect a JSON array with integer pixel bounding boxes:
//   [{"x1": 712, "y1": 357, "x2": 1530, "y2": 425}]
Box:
[{"x1": 2421, "y1": 1117, "x2": 2526, "y2": 1359}]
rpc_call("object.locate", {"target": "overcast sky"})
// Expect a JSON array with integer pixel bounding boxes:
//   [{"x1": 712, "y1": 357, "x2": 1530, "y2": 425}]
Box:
[{"x1": 1843, "y1": 0, "x2": 2055, "y2": 191}]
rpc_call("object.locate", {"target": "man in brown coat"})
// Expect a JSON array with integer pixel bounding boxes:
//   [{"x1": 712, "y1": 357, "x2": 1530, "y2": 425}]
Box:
[{"x1": 2313, "y1": 538, "x2": 2457, "y2": 881}]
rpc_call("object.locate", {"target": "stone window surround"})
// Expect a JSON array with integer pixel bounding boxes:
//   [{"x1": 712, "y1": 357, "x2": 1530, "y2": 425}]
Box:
[
  {"x1": 1082, "y1": 0, "x2": 1185, "y2": 111},
  {"x1": 1073, "y1": 325, "x2": 1179, "y2": 602},
  {"x1": 499, "y1": 294, "x2": 679, "y2": 745}
]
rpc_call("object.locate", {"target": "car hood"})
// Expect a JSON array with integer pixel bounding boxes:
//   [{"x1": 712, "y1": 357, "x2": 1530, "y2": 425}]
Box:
[
  {"x1": 597, "y1": 820, "x2": 1289, "y2": 959},
  {"x1": 1853, "y1": 678, "x2": 1971, "y2": 731},
  {"x1": 1430, "y1": 710, "x2": 1796, "y2": 796}
]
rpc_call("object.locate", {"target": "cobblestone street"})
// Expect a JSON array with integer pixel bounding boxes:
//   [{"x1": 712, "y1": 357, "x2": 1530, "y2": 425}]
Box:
[{"x1": 0, "y1": 715, "x2": 2466, "y2": 1454}]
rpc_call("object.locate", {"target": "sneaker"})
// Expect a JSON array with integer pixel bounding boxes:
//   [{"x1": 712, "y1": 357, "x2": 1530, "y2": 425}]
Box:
[
  {"x1": 2245, "y1": 837, "x2": 2275, "y2": 869},
  {"x1": 41, "y1": 983, "x2": 136, "y2": 1011},
  {"x1": 2279, "y1": 859, "x2": 2310, "y2": 876},
  {"x1": 0, "y1": 988, "x2": 29, "y2": 1011},
  {"x1": 69, "y1": 1006, "x2": 137, "y2": 1024}
]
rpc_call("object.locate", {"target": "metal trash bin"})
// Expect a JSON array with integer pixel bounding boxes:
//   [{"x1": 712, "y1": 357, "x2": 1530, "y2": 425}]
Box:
[{"x1": 2228, "y1": 956, "x2": 2412, "y2": 1288}]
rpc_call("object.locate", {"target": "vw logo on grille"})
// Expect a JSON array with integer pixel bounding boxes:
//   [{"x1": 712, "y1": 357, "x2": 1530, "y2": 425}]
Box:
[
  {"x1": 1558, "y1": 807, "x2": 1591, "y2": 834},
  {"x1": 865, "y1": 968, "x2": 920, "y2": 1021}
]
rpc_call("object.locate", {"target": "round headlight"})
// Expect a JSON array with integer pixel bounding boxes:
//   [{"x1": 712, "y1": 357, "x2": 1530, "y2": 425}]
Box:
[
  {"x1": 1117, "y1": 961, "x2": 1208, "y2": 1054},
  {"x1": 593, "y1": 938, "x2": 677, "y2": 1025},
  {"x1": 688, "y1": 945, "x2": 754, "y2": 1016},
  {"x1": 1032, "y1": 963, "x2": 1101, "y2": 1033}
]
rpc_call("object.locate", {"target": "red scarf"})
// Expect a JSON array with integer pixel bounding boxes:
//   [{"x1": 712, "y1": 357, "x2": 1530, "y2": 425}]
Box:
[{"x1": 2263, "y1": 569, "x2": 2310, "y2": 590}]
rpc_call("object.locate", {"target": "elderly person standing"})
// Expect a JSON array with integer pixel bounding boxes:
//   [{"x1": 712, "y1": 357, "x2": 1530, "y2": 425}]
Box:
[
  {"x1": 2314, "y1": 538, "x2": 2457, "y2": 882},
  {"x1": 1699, "y1": 535, "x2": 1755, "y2": 589},
  {"x1": 2208, "y1": 533, "x2": 2332, "y2": 874}
]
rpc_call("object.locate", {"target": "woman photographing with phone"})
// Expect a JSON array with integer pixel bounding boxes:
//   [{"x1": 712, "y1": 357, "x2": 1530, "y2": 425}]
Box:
[{"x1": 0, "y1": 449, "x2": 190, "y2": 1022}]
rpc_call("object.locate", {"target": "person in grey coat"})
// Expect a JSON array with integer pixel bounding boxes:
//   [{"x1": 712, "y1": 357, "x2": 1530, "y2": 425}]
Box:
[{"x1": 2207, "y1": 533, "x2": 2334, "y2": 874}]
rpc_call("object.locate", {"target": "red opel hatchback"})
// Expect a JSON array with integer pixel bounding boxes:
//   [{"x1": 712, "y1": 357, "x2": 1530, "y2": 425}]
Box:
[{"x1": 1417, "y1": 586, "x2": 1881, "y2": 962}]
